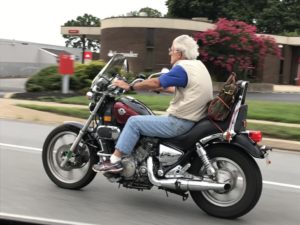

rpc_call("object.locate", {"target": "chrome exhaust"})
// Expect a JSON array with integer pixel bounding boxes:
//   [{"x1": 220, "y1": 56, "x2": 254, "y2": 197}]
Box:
[{"x1": 147, "y1": 157, "x2": 230, "y2": 191}]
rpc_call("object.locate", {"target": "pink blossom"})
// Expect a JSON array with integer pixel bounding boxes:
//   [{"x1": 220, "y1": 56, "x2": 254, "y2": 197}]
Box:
[{"x1": 194, "y1": 18, "x2": 280, "y2": 76}]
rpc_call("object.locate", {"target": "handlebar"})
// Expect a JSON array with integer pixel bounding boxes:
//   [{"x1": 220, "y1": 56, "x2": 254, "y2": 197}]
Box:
[{"x1": 129, "y1": 78, "x2": 144, "y2": 86}]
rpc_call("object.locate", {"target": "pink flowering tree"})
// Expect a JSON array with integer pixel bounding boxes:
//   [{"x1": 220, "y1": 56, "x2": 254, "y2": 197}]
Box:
[{"x1": 194, "y1": 18, "x2": 281, "y2": 81}]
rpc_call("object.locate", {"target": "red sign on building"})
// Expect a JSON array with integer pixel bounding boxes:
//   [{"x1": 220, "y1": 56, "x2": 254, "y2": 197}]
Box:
[
  {"x1": 68, "y1": 29, "x2": 79, "y2": 34},
  {"x1": 84, "y1": 51, "x2": 92, "y2": 60},
  {"x1": 58, "y1": 54, "x2": 74, "y2": 75}
]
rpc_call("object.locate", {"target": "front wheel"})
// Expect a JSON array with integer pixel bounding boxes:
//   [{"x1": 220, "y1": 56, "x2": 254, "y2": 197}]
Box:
[
  {"x1": 189, "y1": 145, "x2": 262, "y2": 219},
  {"x1": 42, "y1": 124, "x2": 98, "y2": 189}
]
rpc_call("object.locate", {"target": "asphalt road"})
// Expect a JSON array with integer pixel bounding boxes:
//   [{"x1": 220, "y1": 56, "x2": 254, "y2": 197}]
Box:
[{"x1": 1, "y1": 120, "x2": 300, "y2": 225}]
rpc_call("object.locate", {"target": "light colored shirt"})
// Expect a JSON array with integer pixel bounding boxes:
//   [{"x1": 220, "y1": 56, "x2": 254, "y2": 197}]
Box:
[{"x1": 166, "y1": 60, "x2": 213, "y2": 122}]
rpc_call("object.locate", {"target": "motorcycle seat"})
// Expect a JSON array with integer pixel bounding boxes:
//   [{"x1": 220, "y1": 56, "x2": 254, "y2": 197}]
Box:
[{"x1": 160, "y1": 117, "x2": 229, "y2": 151}]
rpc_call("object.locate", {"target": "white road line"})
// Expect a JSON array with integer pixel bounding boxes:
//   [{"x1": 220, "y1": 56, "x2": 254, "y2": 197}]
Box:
[
  {"x1": 0, "y1": 212, "x2": 98, "y2": 225},
  {"x1": 263, "y1": 181, "x2": 300, "y2": 189},
  {"x1": 0, "y1": 142, "x2": 41, "y2": 152},
  {"x1": 1, "y1": 142, "x2": 300, "y2": 191}
]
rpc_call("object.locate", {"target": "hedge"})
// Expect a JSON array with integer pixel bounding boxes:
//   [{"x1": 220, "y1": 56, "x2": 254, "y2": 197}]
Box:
[{"x1": 26, "y1": 61, "x2": 106, "y2": 93}]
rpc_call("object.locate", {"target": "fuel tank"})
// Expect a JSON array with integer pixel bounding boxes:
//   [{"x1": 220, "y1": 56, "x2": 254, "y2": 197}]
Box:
[{"x1": 113, "y1": 96, "x2": 154, "y2": 124}]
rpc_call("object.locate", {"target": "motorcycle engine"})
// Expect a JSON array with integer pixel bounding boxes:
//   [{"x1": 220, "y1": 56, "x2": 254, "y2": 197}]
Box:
[{"x1": 120, "y1": 145, "x2": 150, "y2": 178}]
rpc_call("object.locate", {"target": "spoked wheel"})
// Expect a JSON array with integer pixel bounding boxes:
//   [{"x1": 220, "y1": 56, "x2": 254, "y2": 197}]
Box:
[
  {"x1": 190, "y1": 145, "x2": 262, "y2": 219},
  {"x1": 42, "y1": 124, "x2": 98, "y2": 189}
]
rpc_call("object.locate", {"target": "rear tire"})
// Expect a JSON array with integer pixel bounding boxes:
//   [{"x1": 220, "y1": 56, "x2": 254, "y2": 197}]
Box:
[
  {"x1": 42, "y1": 124, "x2": 98, "y2": 189},
  {"x1": 190, "y1": 145, "x2": 262, "y2": 219}
]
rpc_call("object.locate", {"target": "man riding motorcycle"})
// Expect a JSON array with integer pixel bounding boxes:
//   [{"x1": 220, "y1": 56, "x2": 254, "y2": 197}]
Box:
[{"x1": 93, "y1": 34, "x2": 213, "y2": 173}]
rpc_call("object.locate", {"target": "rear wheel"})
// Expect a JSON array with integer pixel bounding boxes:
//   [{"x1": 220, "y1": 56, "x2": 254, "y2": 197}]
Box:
[
  {"x1": 42, "y1": 124, "x2": 98, "y2": 189},
  {"x1": 190, "y1": 145, "x2": 262, "y2": 219}
]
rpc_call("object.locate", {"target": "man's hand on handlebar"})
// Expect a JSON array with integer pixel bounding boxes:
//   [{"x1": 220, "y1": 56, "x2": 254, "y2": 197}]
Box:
[{"x1": 113, "y1": 79, "x2": 130, "y2": 91}]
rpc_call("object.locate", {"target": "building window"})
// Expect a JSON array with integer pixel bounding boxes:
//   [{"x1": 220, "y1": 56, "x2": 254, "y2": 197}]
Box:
[
  {"x1": 145, "y1": 48, "x2": 154, "y2": 72},
  {"x1": 145, "y1": 28, "x2": 155, "y2": 71},
  {"x1": 146, "y1": 28, "x2": 155, "y2": 47}
]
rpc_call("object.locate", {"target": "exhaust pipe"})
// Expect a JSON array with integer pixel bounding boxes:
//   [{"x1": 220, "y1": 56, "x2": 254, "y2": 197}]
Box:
[{"x1": 147, "y1": 157, "x2": 230, "y2": 192}]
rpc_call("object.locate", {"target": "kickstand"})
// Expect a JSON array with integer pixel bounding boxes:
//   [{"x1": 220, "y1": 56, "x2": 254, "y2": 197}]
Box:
[{"x1": 165, "y1": 191, "x2": 169, "y2": 197}]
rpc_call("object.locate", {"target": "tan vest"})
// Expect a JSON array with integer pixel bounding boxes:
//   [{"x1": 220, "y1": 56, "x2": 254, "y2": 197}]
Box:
[{"x1": 167, "y1": 60, "x2": 213, "y2": 122}]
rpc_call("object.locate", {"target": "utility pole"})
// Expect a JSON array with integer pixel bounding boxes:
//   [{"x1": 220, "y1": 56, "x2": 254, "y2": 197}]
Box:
[{"x1": 81, "y1": 35, "x2": 86, "y2": 64}]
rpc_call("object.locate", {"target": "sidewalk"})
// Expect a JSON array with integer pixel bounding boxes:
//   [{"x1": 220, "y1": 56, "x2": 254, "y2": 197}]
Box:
[{"x1": 1, "y1": 97, "x2": 300, "y2": 152}]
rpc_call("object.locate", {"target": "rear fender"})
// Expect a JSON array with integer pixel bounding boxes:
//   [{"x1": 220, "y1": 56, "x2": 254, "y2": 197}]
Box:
[{"x1": 205, "y1": 134, "x2": 265, "y2": 159}]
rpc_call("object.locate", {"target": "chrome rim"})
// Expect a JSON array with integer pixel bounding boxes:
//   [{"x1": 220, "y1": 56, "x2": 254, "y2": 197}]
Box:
[
  {"x1": 47, "y1": 131, "x2": 90, "y2": 184},
  {"x1": 201, "y1": 157, "x2": 246, "y2": 207}
]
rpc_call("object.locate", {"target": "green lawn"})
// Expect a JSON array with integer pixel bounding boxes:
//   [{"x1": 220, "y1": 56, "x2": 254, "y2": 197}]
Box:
[
  {"x1": 247, "y1": 123, "x2": 300, "y2": 141},
  {"x1": 54, "y1": 95, "x2": 300, "y2": 124},
  {"x1": 247, "y1": 101, "x2": 300, "y2": 124},
  {"x1": 16, "y1": 100, "x2": 300, "y2": 141},
  {"x1": 16, "y1": 93, "x2": 300, "y2": 141}
]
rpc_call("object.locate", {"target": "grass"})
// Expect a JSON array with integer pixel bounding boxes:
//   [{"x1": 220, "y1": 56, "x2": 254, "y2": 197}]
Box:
[
  {"x1": 54, "y1": 95, "x2": 300, "y2": 124},
  {"x1": 55, "y1": 94, "x2": 173, "y2": 111},
  {"x1": 16, "y1": 102, "x2": 300, "y2": 142},
  {"x1": 57, "y1": 96, "x2": 90, "y2": 105},
  {"x1": 247, "y1": 101, "x2": 300, "y2": 124},
  {"x1": 247, "y1": 123, "x2": 300, "y2": 141},
  {"x1": 15, "y1": 94, "x2": 300, "y2": 141},
  {"x1": 127, "y1": 94, "x2": 172, "y2": 111}
]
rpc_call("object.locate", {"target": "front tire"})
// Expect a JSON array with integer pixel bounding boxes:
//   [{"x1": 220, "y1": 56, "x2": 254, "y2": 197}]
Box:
[
  {"x1": 190, "y1": 145, "x2": 262, "y2": 219},
  {"x1": 42, "y1": 124, "x2": 98, "y2": 189}
]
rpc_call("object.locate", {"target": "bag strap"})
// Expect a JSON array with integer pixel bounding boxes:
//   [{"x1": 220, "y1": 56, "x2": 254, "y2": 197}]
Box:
[
  {"x1": 226, "y1": 72, "x2": 236, "y2": 84},
  {"x1": 208, "y1": 117, "x2": 224, "y2": 133},
  {"x1": 216, "y1": 96, "x2": 230, "y2": 109}
]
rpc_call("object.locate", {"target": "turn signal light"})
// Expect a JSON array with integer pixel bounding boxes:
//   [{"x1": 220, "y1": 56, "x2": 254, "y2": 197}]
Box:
[
  {"x1": 104, "y1": 115, "x2": 112, "y2": 122},
  {"x1": 249, "y1": 130, "x2": 262, "y2": 143}
]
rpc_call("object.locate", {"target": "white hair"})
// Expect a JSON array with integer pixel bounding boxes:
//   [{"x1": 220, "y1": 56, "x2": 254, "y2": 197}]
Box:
[{"x1": 173, "y1": 35, "x2": 199, "y2": 60}]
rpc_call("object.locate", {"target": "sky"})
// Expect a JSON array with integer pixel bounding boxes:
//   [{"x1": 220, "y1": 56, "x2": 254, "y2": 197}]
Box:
[{"x1": 0, "y1": 0, "x2": 168, "y2": 46}]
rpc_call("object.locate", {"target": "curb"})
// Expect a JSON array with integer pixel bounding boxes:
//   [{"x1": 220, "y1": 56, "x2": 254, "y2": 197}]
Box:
[{"x1": 261, "y1": 138, "x2": 300, "y2": 152}]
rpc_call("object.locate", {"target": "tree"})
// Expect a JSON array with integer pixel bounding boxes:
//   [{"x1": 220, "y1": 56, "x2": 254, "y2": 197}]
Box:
[
  {"x1": 126, "y1": 7, "x2": 163, "y2": 17},
  {"x1": 166, "y1": 0, "x2": 300, "y2": 35},
  {"x1": 256, "y1": 0, "x2": 300, "y2": 35},
  {"x1": 194, "y1": 18, "x2": 281, "y2": 81},
  {"x1": 63, "y1": 14, "x2": 101, "y2": 52},
  {"x1": 166, "y1": 0, "x2": 267, "y2": 24}
]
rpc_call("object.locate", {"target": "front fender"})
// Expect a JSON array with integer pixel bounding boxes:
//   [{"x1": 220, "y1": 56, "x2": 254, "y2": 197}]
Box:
[
  {"x1": 61, "y1": 121, "x2": 95, "y2": 141},
  {"x1": 63, "y1": 121, "x2": 85, "y2": 130},
  {"x1": 60, "y1": 122, "x2": 100, "y2": 151}
]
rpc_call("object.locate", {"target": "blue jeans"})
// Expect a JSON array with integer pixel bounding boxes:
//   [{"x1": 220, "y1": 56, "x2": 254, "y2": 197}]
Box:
[{"x1": 115, "y1": 115, "x2": 195, "y2": 155}]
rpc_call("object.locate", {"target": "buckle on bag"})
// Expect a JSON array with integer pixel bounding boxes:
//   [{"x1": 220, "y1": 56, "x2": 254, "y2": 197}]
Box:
[{"x1": 223, "y1": 89, "x2": 234, "y2": 95}]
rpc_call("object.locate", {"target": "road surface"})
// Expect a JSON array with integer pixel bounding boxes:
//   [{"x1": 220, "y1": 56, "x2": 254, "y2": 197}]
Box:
[{"x1": 0, "y1": 120, "x2": 300, "y2": 225}]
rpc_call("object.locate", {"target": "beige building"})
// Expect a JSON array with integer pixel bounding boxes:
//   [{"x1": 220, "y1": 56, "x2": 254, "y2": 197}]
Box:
[{"x1": 61, "y1": 17, "x2": 300, "y2": 85}]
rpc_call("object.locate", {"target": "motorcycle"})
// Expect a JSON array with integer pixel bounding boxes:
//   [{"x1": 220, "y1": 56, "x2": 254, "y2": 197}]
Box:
[{"x1": 42, "y1": 54, "x2": 272, "y2": 219}]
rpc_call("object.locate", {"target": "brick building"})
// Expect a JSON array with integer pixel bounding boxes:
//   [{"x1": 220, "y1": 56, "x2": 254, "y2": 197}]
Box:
[{"x1": 62, "y1": 17, "x2": 300, "y2": 85}]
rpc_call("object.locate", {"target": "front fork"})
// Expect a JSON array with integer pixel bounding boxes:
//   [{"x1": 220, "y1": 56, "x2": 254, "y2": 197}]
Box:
[{"x1": 60, "y1": 95, "x2": 106, "y2": 168}]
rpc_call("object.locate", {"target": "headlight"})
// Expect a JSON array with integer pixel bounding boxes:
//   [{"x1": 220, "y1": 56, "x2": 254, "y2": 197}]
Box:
[{"x1": 86, "y1": 91, "x2": 93, "y2": 100}]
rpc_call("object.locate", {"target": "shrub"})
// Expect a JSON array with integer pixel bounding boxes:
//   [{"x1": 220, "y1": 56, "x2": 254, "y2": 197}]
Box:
[
  {"x1": 194, "y1": 18, "x2": 281, "y2": 81},
  {"x1": 26, "y1": 66, "x2": 61, "y2": 92},
  {"x1": 26, "y1": 61, "x2": 106, "y2": 92}
]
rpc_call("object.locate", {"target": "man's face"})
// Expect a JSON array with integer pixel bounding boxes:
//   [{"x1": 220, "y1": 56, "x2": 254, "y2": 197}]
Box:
[{"x1": 169, "y1": 45, "x2": 182, "y2": 64}]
